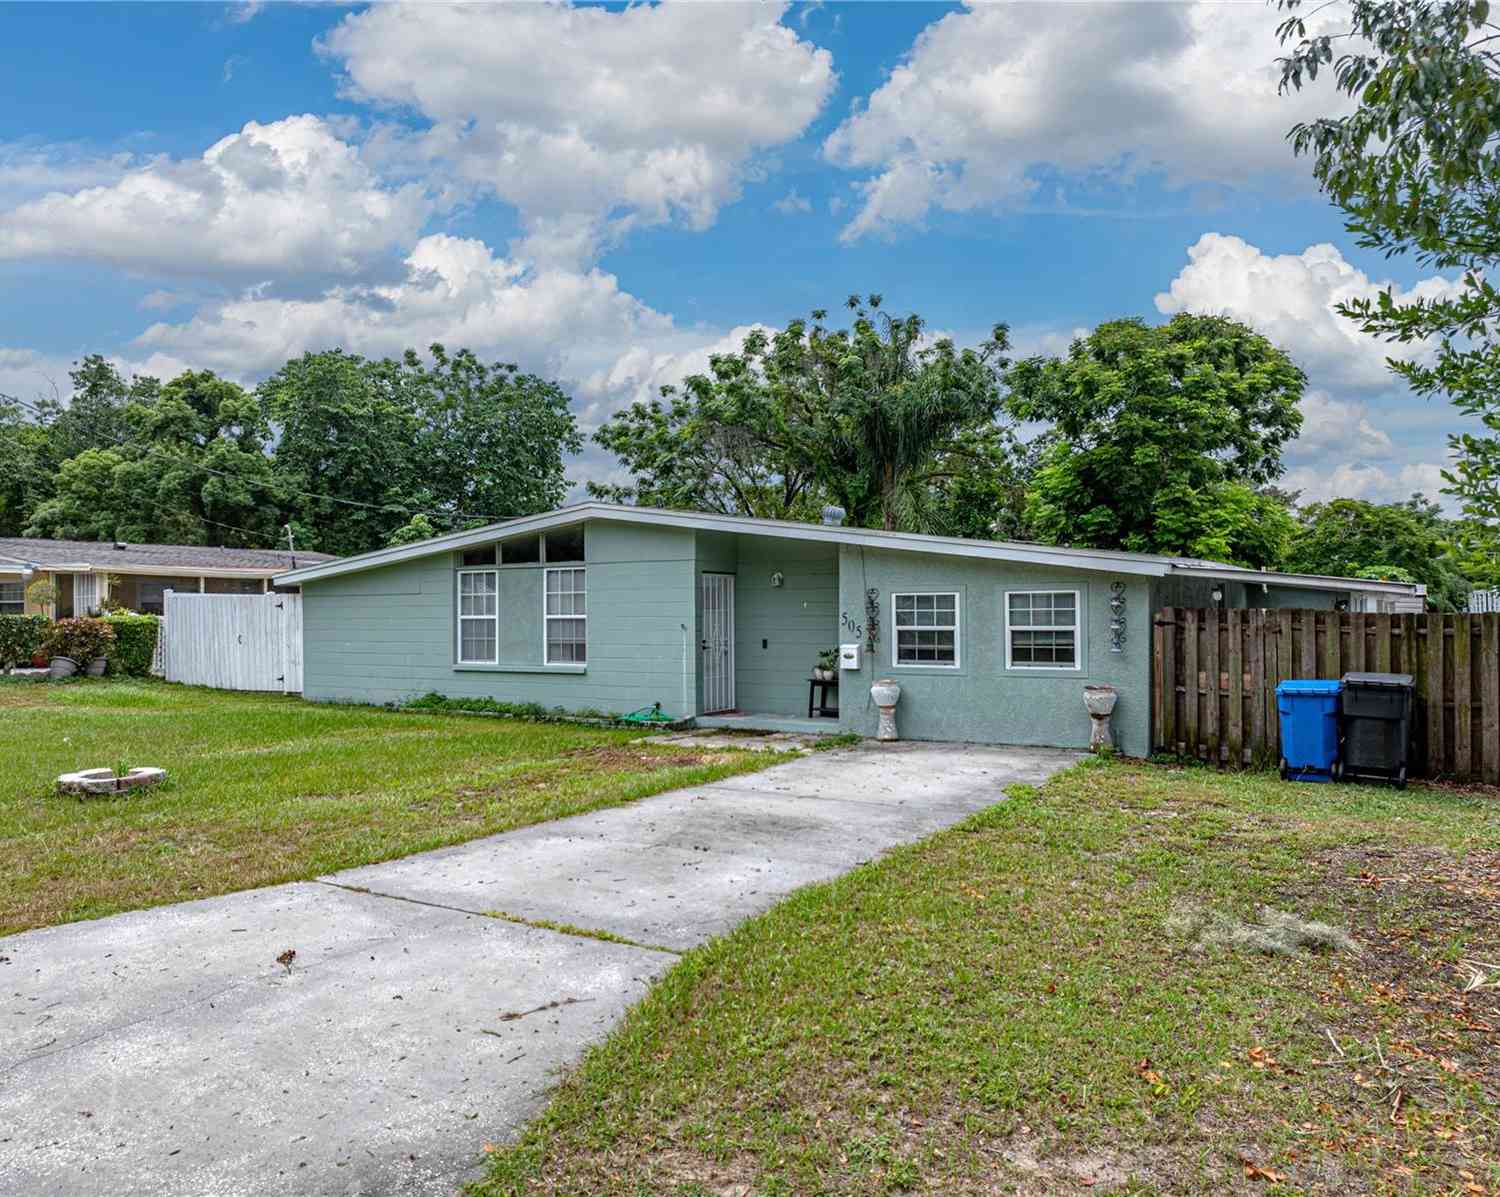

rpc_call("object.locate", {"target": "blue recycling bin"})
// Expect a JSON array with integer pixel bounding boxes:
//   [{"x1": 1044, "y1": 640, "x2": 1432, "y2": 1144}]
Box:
[{"x1": 1276, "y1": 679, "x2": 1343, "y2": 782}]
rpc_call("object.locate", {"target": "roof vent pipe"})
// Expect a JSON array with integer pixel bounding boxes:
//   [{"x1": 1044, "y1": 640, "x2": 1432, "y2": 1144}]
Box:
[{"x1": 821, "y1": 505, "x2": 846, "y2": 527}]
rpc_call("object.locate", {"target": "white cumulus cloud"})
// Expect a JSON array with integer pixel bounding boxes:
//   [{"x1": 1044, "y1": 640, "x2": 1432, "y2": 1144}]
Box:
[
  {"x1": 824, "y1": 0, "x2": 1350, "y2": 240},
  {"x1": 319, "y1": 1, "x2": 835, "y2": 264},
  {"x1": 1153, "y1": 233, "x2": 1464, "y2": 388},
  {"x1": 134, "y1": 233, "x2": 692, "y2": 409},
  {"x1": 0, "y1": 115, "x2": 433, "y2": 283}
]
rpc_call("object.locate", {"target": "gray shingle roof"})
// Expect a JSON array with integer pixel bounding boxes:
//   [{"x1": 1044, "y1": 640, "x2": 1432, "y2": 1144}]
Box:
[{"x1": 0, "y1": 537, "x2": 336, "y2": 574}]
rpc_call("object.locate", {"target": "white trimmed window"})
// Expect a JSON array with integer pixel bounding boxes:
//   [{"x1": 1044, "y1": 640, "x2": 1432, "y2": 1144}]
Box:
[
  {"x1": 544, "y1": 567, "x2": 586, "y2": 664},
  {"x1": 0, "y1": 581, "x2": 22, "y2": 615},
  {"x1": 1006, "y1": 590, "x2": 1080, "y2": 669},
  {"x1": 893, "y1": 592, "x2": 959, "y2": 667},
  {"x1": 457, "y1": 569, "x2": 498, "y2": 664}
]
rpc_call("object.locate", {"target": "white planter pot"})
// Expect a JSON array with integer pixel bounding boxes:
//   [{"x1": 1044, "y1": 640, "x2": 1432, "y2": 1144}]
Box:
[
  {"x1": 49, "y1": 656, "x2": 78, "y2": 680},
  {"x1": 1084, "y1": 684, "x2": 1118, "y2": 751},
  {"x1": 870, "y1": 677, "x2": 902, "y2": 741},
  {"x1": 812, "y1": 667, "x2": 835, "y2": 682}
]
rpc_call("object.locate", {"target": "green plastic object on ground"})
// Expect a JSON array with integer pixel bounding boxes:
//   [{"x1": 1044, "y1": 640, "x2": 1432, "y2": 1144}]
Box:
[{"x1": 621, "y1": 703, "x2": 673, "y2": 724}]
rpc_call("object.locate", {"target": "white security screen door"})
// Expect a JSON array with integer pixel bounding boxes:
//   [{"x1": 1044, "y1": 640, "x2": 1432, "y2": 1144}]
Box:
[
  {"x1": 73, "y1": 573, "x2": 99, "y2": 616},
  {"x1": 700, "y1": 573, "x2": 736, "y2": 713}
]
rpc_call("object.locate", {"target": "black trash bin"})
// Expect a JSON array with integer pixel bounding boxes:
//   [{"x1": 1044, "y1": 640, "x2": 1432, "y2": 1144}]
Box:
[{"x1": 1339, "y1": 672, "x2": 1415, "y2": 787}]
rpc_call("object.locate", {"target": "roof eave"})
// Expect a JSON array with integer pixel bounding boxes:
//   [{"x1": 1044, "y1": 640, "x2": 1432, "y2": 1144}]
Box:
[
  {"x1": 1168, "y1": 563, "x2": 1423, "y2": 597},
  {"x1": 274, "y1": 503, "x2": 1172, "y2": 585}
]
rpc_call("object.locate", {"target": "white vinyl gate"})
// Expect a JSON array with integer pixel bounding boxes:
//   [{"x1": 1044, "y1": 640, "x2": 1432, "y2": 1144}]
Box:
[
  {"x1": 160, "y1": 591, "x2": 303, "y2": 693},
  {"x1": 700, "y1": 573, "x2": 735, "y2": 713}
]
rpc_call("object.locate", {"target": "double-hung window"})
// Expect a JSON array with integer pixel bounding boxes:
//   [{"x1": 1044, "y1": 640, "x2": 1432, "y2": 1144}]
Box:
[
  {"x1": 457, "y1": 570, "x2": 498, "y2": 664},
  {"x1": 0, "y1": 581, "x2": 22, "y2": 615},
  {"x1": 893, "y1": 592, "x2": 959, "y2": 667},
  {"x1": 1006, "y1": 590, "x2": 1080, "y2": 669},
  {"x1": 544, "y1": 567, "x2": 586, "y2": 664}
]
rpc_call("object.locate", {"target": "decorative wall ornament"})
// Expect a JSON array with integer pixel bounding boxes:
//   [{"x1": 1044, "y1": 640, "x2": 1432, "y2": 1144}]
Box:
[
  {"x1": 1108, "y1": 581, "x2": 1127, "y2": 653},
  {"x1": 769, "y1": 571, "x2": 784, "y2": 588},
  {"x1": 864, "y1": 587, "x2": 880, "y2": 653}
]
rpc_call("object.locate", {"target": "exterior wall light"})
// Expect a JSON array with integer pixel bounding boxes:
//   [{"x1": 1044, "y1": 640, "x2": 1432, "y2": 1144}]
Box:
[{"x1": 769, "y1": 571, "x2": 784, "y2": 588}]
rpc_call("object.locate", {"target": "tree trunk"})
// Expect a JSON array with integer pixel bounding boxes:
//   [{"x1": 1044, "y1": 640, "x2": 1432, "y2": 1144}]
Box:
[{"x1": 882, "y1": 462, "x2": 896, "y2": 531}]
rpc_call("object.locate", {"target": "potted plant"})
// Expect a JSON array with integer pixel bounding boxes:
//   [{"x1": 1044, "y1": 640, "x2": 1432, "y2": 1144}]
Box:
[
  {"x1": 43, "y1": 617, "x2": 116, "y2": 680},
  {"x1": 813, "y1": 648, "x2": 839, "y2": 682}
]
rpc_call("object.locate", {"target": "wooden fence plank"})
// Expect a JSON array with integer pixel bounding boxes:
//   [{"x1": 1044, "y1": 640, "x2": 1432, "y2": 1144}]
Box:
[
  {"x1": 1483, "y1": 616, "x2": 1500, "y2": 785},
  {"x1": 1454, "y1": 614, "x2": 1473, "y2": 781},
  {"x1": 1323, "y1": 611, "x2": 1343, "y2": 681},
  {"x1": 1275, "y1": 610, "x2": 1293, "y2": 759},
  {"x1": 1204, "y1": 609, "x2": 1221, "y2": 765},
  {"x1": 1184, "y1": 608, "x2": 1200, "y2": 757},
  {"x1": 1248, "y1": 609, "x2": 1266, "y2": 766},
  {"x1": 1153, "y1": 611, "x2": 1166, "y2": 752},
  {"x1": 1426, "y1": 615, "x2": 1446, "y2": 777},
  {"x1": 1226, "y1": 610, "x2": 1244, "y2": 766},
  {"x1": 1298, "y1": 610, "x2": 1317, "y2": 679},
  {"x1": 1349, "y1": 613, "x2": 1366, "y2": 674},
  {"x1": 1161, "y1": 608, "x2": 1177, "y2": 753},
  {"x1": 1373, "y1": 613, "x2": 1392, "y2": 674}
]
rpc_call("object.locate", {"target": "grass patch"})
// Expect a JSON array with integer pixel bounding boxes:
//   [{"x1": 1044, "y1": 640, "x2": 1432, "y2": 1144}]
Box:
[
  {"x1": 475, "y1": 758, "x2": 1500, "y2": 1196},
  {"x1": 0, "y1": 681, "x2": 780, "y2": 935}
]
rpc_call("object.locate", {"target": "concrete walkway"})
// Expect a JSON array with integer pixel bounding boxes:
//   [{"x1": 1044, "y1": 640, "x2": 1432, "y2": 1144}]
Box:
[{"x1": 0, "y1": 741, "x2": 1079, "y2": 1197}]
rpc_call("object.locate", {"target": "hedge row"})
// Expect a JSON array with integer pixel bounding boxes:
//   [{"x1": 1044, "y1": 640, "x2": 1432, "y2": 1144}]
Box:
[
  {"x1": 0, "y1": 612, "x2": 159, "y2": 676},
  {"x1": 104, "y1": 614, "x2": 160, "y2": 677},
  {"x1": 0, "y1": 614, "x2": 48, "y2": 671}
]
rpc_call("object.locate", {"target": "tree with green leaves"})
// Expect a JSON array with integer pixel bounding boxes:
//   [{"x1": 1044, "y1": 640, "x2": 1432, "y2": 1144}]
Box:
[
  {"x1": 593, "y1": 297, "x2": 1015, "y2": 534},
  {"x1": 1276, "y1": 0, "x2": 1500, "y2": 529},
  {"x1": 25, "y1": 369, "x2": 279, "y2": 547},
  {"x1": 1003, "y1": 314, "x2": 1305, "y2": 566},
  {"x1": 261, "y1": 346, "x2": 580, "y2": 556},
  {"x1": 1285, "y1": 496, "x2": 1473, "y2": 611}
]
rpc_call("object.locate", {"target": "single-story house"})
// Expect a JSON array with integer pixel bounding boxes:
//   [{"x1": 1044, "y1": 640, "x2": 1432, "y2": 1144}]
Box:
[
  {"x1": 0, "y1": 538, "x2": 336, "y2": 618},
  {"x1": 275, "y1": 503, "x2": 1426, "y2": 756}
]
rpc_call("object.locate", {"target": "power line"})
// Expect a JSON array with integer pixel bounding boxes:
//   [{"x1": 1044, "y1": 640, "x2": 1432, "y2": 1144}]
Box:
[{"x1": 2, "y1": 390, "x2": 512, "y2": 528}]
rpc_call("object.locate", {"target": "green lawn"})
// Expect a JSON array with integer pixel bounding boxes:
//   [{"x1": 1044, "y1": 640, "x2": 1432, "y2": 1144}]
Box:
[
  {"x1": 476, "y1": 758, "x2": 1500, "y2": 1196},
  {"x1": 0, "y1": 679, "x2": 777, "y2": 935}
]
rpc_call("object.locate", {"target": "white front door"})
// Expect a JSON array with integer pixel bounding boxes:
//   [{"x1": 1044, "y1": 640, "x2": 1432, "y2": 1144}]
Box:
[{"x1": 700, "y1": 573, "x2": 736, "y2": 713}]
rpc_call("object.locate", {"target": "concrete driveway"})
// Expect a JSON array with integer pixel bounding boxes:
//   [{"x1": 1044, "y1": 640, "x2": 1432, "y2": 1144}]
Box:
[{"x1": 0, "y1": 740, "x2": 1078, "y2": 1197}]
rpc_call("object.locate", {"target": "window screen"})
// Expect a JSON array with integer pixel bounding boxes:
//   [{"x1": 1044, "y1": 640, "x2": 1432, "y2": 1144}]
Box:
[
  {"x1": 1006, "y1": 591, "x2": 1079, "y2": 668},
  {"x1": 544, "y1": 567, "x2": 586, "y2": 664},
  {"x1": 457, "y1": 570, "x2": 498, "y2": 663},
  {"x1": 893, "y1": 592, "x2": 959, "y2": 666}
]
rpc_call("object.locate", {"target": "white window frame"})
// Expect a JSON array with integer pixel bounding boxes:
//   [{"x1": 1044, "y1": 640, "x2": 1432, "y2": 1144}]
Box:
[
  {"x1": 456, "y1": 568, "x2": 499, "y2": 665},
  {"x1": 1004, "y1": 588, "x2": 1082, "y2": 671},
  {"x1": 0, "y1": 580, "x2": 23, "y2": 615},
  {"x1": 891, "y1": 591, "x2": 961, "y2": 669},
  {"x1": 543, "y1": 566, "x2": 587, "y2": 665}
]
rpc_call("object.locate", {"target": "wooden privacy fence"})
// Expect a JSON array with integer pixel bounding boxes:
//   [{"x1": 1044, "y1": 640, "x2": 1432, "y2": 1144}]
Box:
[
  {"x1": 160, "y1": 591, "x2": 303, "y2": 693},
  {"x1": 1152, "y1": 608, "x2": 1500, "y2": 783}
]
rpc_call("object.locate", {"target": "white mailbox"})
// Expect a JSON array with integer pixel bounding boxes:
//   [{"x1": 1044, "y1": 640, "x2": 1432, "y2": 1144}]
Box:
[{"x1": 838, "y1": 642, "x2": 862, "y2": 670}]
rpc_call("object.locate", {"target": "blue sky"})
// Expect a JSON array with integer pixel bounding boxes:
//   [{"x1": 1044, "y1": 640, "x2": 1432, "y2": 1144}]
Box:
[{"x1": 0, "y1": 1, "x2": 1469, "y2": 505}]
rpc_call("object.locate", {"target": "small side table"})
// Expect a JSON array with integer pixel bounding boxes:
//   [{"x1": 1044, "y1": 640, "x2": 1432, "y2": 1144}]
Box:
[{"x1": 807, "y1": 675, "x2": 839, "y2": 719}]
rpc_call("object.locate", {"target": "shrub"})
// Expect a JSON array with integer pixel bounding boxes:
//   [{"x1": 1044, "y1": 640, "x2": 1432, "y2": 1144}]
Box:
[
  {"x1": 43, "y1": 617, "x2": 117, "y2": 664},
  {"x1": 0, "y1": 614, "x2": 49, "y2": 672},
  {"x1": 402, "y1": 692, "x2": 639, "y2": 726},
  {"x1": 103, "y1": 613, "x2": 160, "y2": 676}
]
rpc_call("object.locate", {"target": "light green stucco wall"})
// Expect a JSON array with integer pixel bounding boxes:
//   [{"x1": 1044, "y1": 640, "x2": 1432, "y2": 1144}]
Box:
[
  {"x1": 836, "y1": 545, "x2": 1155, "y2": 756},
  {"x1": 731, "y1": 536, "x2": 839, "y2": 717},
  {"x1": 301, "y1": 520, "x2": 698, "y2": 717}
]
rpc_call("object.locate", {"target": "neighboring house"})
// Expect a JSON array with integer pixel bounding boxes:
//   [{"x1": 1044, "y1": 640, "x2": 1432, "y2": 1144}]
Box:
[
  {"x1": 275, "y1": 503, "x2": 1425, "y2": 757},
  {"x1": 0, "y1": 538, "x2": 336, "y2": 617}
]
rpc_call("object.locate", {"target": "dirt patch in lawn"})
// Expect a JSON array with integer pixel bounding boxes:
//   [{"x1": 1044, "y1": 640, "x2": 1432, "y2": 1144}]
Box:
[
  {"x1": 562, "y1": 745, "x2": 732, "y2": 771},
  {"x1": 1283, "y1": 843, "x2": 1500, "y2": 1186}
]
